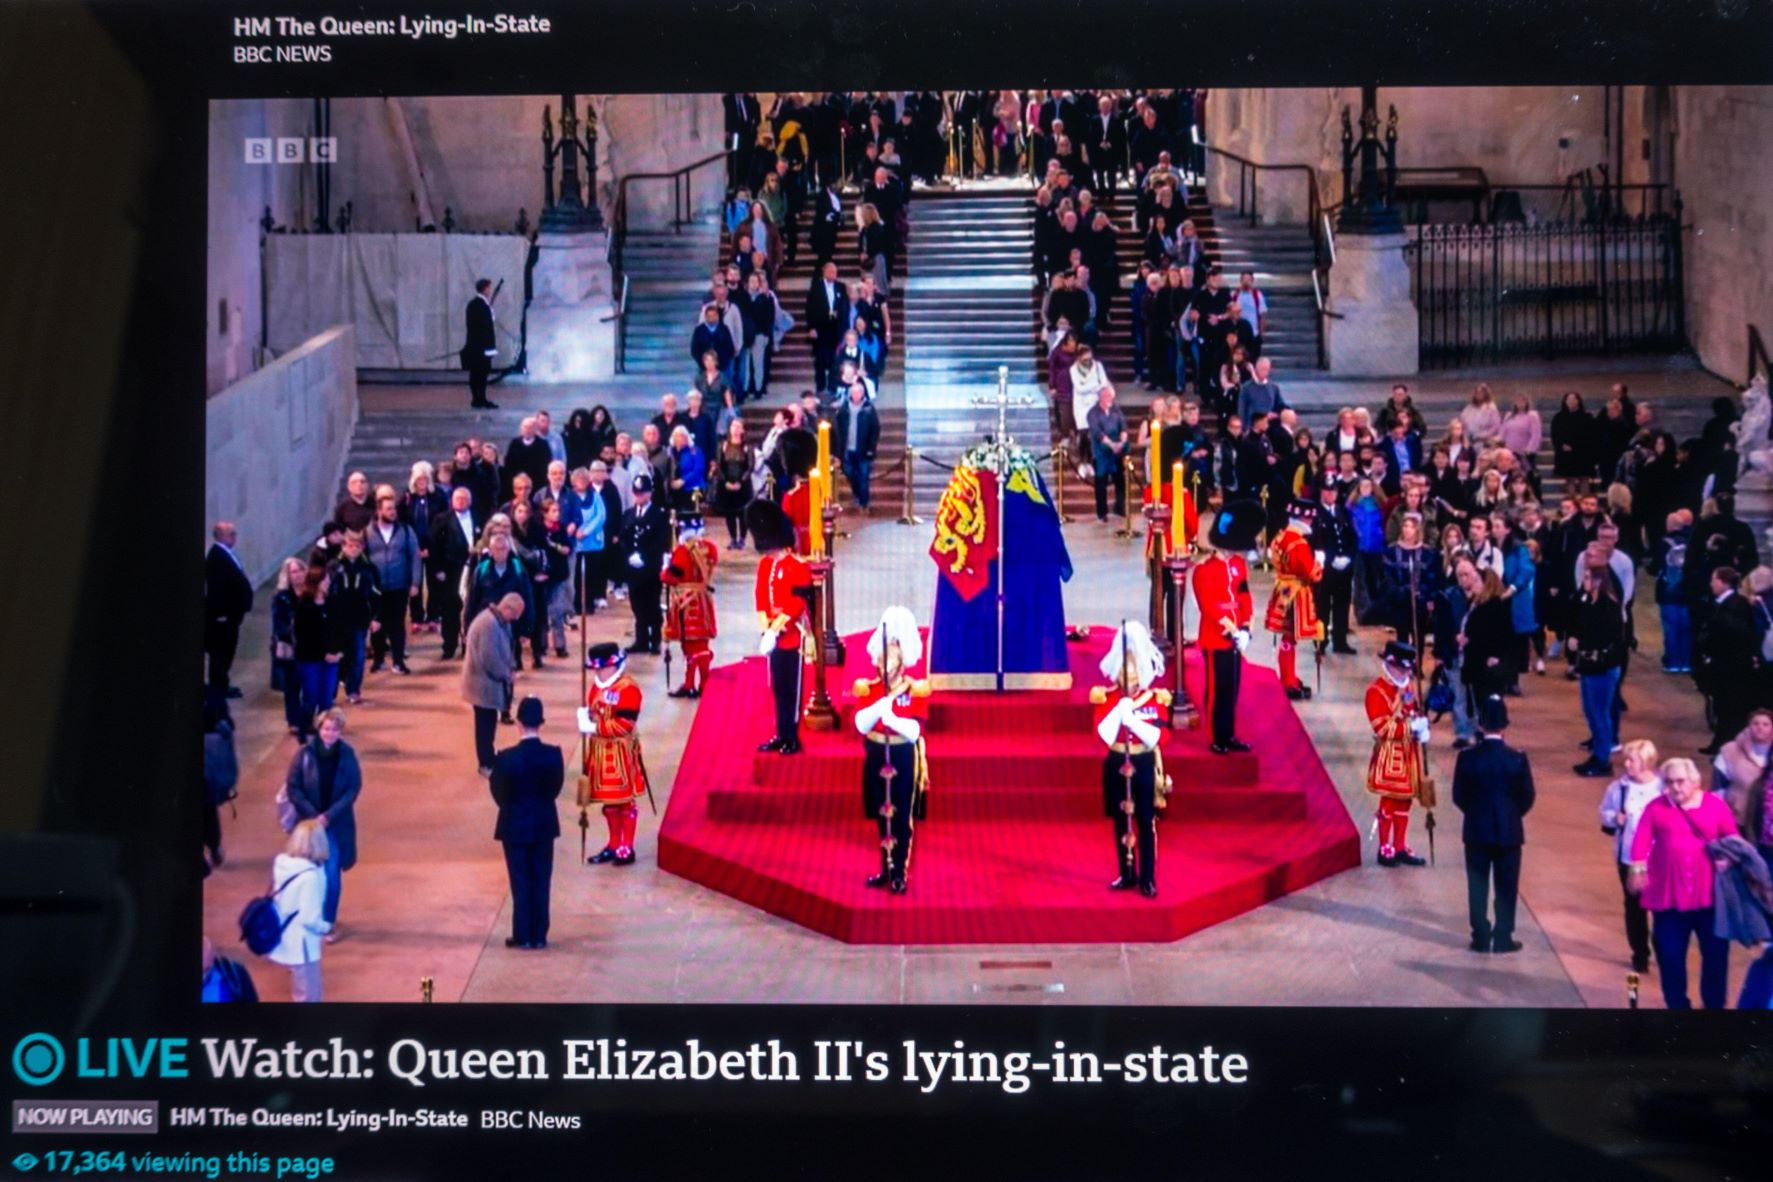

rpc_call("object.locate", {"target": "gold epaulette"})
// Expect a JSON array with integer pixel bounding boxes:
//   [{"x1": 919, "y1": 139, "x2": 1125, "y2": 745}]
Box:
[
  {"x1": 850, "y1": 678, "x2": 872, "y2": 697},
  {"x1": 1088, "y1": 686, "x2": 1108, "y2": 705},
  {"x1": 910, "y1": 678, "x2": 932, "y2": 697},
  {"x1": 1152, "y1": 688, "x2": 1173, "y2": 706}
]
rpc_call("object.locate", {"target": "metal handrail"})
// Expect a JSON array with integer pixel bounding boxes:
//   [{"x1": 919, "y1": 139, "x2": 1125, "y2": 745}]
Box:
[
  {"x1": 599, "y1": 273, "x2": 630, "y2": 373},
  {"x1": 607, "y1": 148, "x2": 731, "y2": 377},
  {"x1": 1205, "y1": 143, "x2": 1328, "y2": 369}
]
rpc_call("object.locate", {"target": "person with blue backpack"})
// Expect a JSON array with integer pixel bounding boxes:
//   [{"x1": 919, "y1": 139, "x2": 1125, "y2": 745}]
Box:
[
  {"x1": 261, "y1": 820, "x2": 331, "y2": 1002},
  {"x1": 1652, "y1": 509, "x2": 1694, "y2": 673}
]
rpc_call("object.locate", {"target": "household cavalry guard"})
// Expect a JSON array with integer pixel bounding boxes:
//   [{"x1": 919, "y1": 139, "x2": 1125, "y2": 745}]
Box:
[
  {"x1": 850, "y1": 606, "x2": 931, "y2": 894},
  {"x1": 1365, "y1": 640, "x2": 1432, "y2": 867},
  {"x1": 748, "y1": 499, "x2": 814, "y2": 755},
  {"x1": 1091, "y1": 621, "x2": 1171, "y2": 899},
  {"x1": 1192, "y1": 499, "x2": 1262, "y2": 755},
  {"x1": 662, "y1": 512, "x2": 719, "y2": 699},
  {"x1": 1265, "y1": 496, "x2": 1324, "y2": 700},
  {"x1": 578, "y1": 641, "x2": 650, "y2": 866}
]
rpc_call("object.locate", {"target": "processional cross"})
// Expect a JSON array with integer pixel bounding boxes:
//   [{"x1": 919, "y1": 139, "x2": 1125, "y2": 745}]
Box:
[{"x1": 968, "y1": 365, "x2": 1043, "y2": 690}]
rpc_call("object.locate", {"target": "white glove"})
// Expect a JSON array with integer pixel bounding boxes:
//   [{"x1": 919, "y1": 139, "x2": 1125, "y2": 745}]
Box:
[
  {"x1": 576, "y1": 706, "x2": 596, "y2": 735},
  {"x1": 1409, "y1": 716, "x2": 1431, "y2": 743},
  {"x1": 627, "y1": 551, "x2": 644, "y2": 570},
  {"x1": 1313, "y1": 550, "x2": 1326, "y2": 568},
  {"x1": 757, "y1": 628, "x2": 780, "y2": 655},
  {"x1": 1233, "y1": 629, "x2": 1252, "y2": 654},
  {"x1": 1331, "y1": 555, "x2": 1352, "y2": 571}
]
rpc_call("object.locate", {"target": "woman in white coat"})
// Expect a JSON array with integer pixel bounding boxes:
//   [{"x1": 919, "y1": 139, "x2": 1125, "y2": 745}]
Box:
[{"x1": 268, "y1": 820, "x2": 333, "y2": 1002}]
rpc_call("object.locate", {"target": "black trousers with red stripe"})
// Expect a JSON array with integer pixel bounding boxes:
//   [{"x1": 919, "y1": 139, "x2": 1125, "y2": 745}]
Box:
[{"x1": 1201, "y1": 646, "x2": 1242, "y2": 745}]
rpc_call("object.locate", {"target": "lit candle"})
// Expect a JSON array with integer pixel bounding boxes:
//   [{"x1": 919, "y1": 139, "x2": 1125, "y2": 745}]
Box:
[
  {"x1": 1170, "y1": 460, "x2": 1186, "y2": 552},
  {"x1": 817, "y1": 420, "x2": 833, "y2": 502},
  {"x1": 808, "y1": 466, "x2": 826, "y2": 557},
  {"x1": 1149, "y1": 418, "x2": 1163, "y2": 497}
]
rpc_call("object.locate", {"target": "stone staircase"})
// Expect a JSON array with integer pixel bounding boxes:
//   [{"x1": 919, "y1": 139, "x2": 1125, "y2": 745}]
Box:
[
  {"x1": 1209, "y1": 219, "x2": 1322, "y2": 373},
  {"x1": 617, "y1": 219, "x2": 723, "y2": 380}
]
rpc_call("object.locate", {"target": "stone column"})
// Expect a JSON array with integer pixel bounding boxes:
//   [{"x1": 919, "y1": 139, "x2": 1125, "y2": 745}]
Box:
[
  {"x1": 525, "y1": 230, "x2": 616, "y2": 381},
  {"x1": 1325, "y1": 232, "x2": 1418, "y2": 377}
]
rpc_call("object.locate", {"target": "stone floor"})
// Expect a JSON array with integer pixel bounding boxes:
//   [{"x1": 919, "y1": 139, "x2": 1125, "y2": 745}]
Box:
[{"x1": 202, "y1": 506, "x2": 1750, "y2": 1009}]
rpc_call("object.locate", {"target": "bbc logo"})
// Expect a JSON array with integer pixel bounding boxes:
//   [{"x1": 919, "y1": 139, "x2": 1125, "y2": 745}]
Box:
[{"x1": 244, "y1": 137, "x2": 338, "y2": 164}]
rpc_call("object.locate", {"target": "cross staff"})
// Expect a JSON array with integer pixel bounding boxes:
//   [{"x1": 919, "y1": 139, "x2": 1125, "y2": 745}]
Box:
[{"x1": 967, "y1": 365, "x2": 1043, "y2": 692}]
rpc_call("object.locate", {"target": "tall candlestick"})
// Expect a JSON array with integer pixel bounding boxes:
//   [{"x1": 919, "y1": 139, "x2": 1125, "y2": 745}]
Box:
[
  {"x1": 817, "y1": 420, "x2": 833, "y2": 501},
  {"x1": 1149, "y1": 419, "x2": 1163, "y2": 496},
  {"x1": 808, "y1": 467, "x2": 826, "y2": 557},
  {"x1": 1170, "y1": 460, "x2": 1186, "y2": 552}
]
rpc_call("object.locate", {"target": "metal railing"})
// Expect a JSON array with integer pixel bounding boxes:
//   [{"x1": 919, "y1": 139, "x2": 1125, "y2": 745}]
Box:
[
  {"x1": 607, "y1": 148, "x2": 731, "y2": 374},
  {"x1": 1406, "y1": 205, "x2": 1686, "y2": 368},
  {"x1": 1204, "y1": 144, "x2": 1330, "y2": 369},
  {"x1": 598, "y1": 273, "x2": 630, "y2": 374}
]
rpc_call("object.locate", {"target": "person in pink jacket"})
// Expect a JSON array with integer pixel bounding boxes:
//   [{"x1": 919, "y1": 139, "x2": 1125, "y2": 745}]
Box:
[{"x1": 1628, "y1": 756, "x2": 1739, "y2": 1008}]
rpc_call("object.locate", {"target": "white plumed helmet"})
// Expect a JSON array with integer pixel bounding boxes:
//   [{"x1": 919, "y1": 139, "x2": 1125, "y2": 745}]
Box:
[
  {"x1": 866, "y1": 605, "x2": 923, "y2": 670},
  {"x1": 1099, "y1": 621, "x2": 1163, "y2": 690}
]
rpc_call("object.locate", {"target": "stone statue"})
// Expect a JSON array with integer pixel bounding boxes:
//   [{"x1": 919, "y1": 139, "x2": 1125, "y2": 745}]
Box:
[{"x1": 1734, "y1": 375, "x2": 1773, "y2": 489}]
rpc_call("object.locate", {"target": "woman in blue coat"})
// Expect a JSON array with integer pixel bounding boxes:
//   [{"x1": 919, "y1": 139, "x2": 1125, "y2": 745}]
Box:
[{"x1": 1502, "y1": 526, "x2": 1538, "y2": 696}]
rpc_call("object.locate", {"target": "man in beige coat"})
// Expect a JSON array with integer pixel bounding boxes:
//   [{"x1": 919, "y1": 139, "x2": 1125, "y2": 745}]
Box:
[{"x1": 464, "y1": 593, "x2": 524, "y2": 775}]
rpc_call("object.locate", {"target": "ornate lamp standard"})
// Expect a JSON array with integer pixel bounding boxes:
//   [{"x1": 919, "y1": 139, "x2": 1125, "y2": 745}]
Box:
[
  {"x1": 540, "y1": 95, "x2": 605, "y2": 232},
  {"x1": 1337, "y1": 86, "x2": 1401, "y2": 236}
]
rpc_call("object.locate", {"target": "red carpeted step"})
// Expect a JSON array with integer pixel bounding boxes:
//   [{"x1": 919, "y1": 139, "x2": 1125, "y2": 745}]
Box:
[
  {"x1": 707, "y1": 781, "x2": 1304, "y2": 825},
  {"x1": 659, "y1": 627, "x2": 1360, "y2": 944}
]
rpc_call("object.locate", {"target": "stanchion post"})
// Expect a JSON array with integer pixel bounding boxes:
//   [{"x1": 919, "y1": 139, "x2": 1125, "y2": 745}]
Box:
[
  {"x1": 1116, "y1": 453, "x2": 1139, "y2": 539},
  {"x1": 804, "y1": 559, "x2": 840, "y2": 730},
  {"x1": 821, "y1": 503, "x2": 845, "y2": 667},
  {"x1": 897, "y1": 445, "x2": 922, "y2": 525},
  {"x1": 1051, "y1": 446, "x2": 1075, "y2": 524},
  {"x1": 1144, "y1": 504, "x2": 1170, "y2": 653}
]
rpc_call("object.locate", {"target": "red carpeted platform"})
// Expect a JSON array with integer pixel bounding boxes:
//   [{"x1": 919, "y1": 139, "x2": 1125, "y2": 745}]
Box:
[{"x1": 657, "y1": 627, "x2": 1361, "y2": 944}]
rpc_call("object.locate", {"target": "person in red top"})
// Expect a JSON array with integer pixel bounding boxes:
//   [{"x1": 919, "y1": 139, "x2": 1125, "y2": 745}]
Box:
[
  {"x1": 849, "y1": 606, "x2": 931, "y2": 893},
  {"x1": 748, "y1": 500, "x2": 814, "y2": 755},
  {"x1": 1265, "y1": 497, "x2": 1324, "y2": 700},
  {"x1": 577, "y1": 642, "x2": 649, "y2": 866},
  {"x1": 1092, "y1": 621, "x2": 1171, "y2": 898},
  {"x1": 1365, "y1": 640, "x2": 1432, "y2": 867},
  {"x1": 1192, "y1": 499, "x2": 1262, "y2": 754},
  {"x1": 662, "y1": 515, "x2": 720, "y2": 699}
]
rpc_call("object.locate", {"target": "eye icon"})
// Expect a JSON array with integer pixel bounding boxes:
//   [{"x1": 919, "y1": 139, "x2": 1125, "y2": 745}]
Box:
[
  {"x1": 12, "y1": 1152, "x2": 41, "y2": 1172},
  {"x1": 12, "y1": 1034, "x2": 64, "y2": 1086}
]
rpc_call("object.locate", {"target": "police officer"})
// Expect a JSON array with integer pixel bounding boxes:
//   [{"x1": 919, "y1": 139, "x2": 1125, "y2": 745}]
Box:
[
  {"x1": 620, "y1": 474, "x2": 671, "y2": 655},
  {"x1": 1314, "y1": 471, "x2": 1360, "y2": 655}
]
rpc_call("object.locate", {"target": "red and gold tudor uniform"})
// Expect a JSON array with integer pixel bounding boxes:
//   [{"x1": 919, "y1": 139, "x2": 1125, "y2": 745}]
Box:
[
  {"x1": 1365, "y1": 641, "x2": 1430, "y2": 867},
  {"x1": 1191, "y1": 499, "x2": 1263, "y2": 754},
  {"x1": 748, "y1": 499, "x2": 814, "y2": 754},
  {"x1": 1264, "y1": 500, "x2": 1324, "y2": 699},
  {"x1": 850, "y1": 671, "x2": 931, "y2": 892},
  {"x1": 662, "y1": 525, "x2": 719, "y2": 698},
  {"x1": 579, "y1": 642, "x2": 649, "y2": 866},
  {"x1": 1091, "y1": 624, "x2": 1171, "y2": 898}
]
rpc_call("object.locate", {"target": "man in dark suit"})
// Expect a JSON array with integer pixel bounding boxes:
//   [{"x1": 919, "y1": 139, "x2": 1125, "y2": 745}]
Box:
[
  {"x1": 620, "y1": 474, "x2": 672, "y2": 655},
  {"x1": 1698, "y1": 565, "x2": 1760, "y2": 753},
  {"x1": 805, "y1": 260, "x2": 850, "y2": 394},
  {"x1": 833, "y1": 383, "x2": 881, "y2": 511},
  {"x1": 429, "y1": 487, "x2": 479, "y2": 658},
  {"x1": 489, "y1": 696, "x2": 564, "y2": 950},
  {"x1": 1452, "y1": 695, "x2": 1536, "y2": 953},
  {"x1": 723, "y1": 92, "x2": 760, "y2": 192},
  {"x1": 1085, "y1": 93, "x2": 1126, "y2": 193},
  {"x1": 205, "y1": 521, "x2": 254, "y2": 696},
  {"x1": 463, "y1": 279, "x2": 498, "y2": 409}
]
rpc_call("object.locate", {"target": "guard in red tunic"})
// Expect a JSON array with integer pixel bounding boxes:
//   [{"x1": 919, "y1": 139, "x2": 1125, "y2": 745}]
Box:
[
  {"x1": 1265, "y1": 497, "x2": 1324, "y2": 700},
  {"x1": 577, "y1": 642, "x2": 650, "y2": 866},
  {"x1": 1092, "y1": 621, "x2": 1170, "y2": 898},
  {"x1": 1193, "y1": 499, "x2": 1263, "y2": 754},
  {"x1": 850, "y1": 606, "x2": 931, "y2": 894},
  {"x1": 662, "y1": 515, "x2": 719, "y2": 699},
  {"x1": 1366, "y1": 640, "x2": 1431, "y2": 867},
  {"x1": 748, "y1": 499, "x2": 813, "y2": 755},
  {"x1": 776, "y1": 427, "x2": 819, "y2": 555}
]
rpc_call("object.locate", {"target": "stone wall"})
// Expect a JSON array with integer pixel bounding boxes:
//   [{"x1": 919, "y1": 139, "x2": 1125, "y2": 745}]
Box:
[
  {"x1": 1205, "y1": 87, "x2": 1616, "y2": 225},
  {"x1": 205, "y1": 325, "x2": 357, "y2": 586},
  {"x1": 1674, "y1": 87, "x2": 1773, "y2": 384}
]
